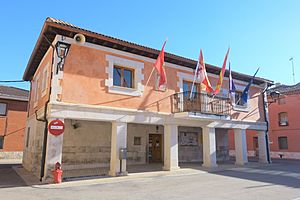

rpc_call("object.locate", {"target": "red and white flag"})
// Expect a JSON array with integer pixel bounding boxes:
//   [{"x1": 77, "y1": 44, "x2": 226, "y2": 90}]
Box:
[
  {"x1": 195, "y1": 50, "x2": 214, "y2": 93},
  {"x1": 154, "y1": 40, "x2": 167, "y2": 88}
]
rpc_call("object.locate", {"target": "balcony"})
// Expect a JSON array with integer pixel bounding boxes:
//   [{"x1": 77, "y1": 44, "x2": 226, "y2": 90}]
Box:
[{"x1": 171, "y1": 91, "x2": 230, "y2": 116}]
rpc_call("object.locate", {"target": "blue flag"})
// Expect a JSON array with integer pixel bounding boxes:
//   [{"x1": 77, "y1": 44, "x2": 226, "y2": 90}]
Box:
[
  {"x1": 241, "y1": 68, "x2": 260, "y2": 104},
  {"x1": 229, "y1": 62, "x2": 236, "y2": 94}
]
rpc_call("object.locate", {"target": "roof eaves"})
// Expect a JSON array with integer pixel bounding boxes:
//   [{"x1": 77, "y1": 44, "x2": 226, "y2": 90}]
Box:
[{"x1": 23, "y1": 17, "x2": 273, "y2": 85}]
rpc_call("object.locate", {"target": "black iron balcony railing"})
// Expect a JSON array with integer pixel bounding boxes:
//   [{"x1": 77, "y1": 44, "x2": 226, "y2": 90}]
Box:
[{"x1": 171, "y1": 91, "x2": 230, "y2": 116}]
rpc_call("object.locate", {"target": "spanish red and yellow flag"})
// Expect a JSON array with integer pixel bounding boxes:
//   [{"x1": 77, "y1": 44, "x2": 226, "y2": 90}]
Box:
[{"x1": 214, "y1": 48, "x2": 230, "y2": 95}]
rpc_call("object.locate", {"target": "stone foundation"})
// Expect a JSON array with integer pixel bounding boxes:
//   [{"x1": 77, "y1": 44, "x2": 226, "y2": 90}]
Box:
[{"x1": 0, "y1": 151, "x2": 23, "y2": 159}]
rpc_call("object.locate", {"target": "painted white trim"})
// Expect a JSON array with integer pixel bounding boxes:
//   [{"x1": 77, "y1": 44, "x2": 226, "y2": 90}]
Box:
[
  {"x1": 41, "y1": 63, "x2": 49, "y2": 97},
  {"x1": 50, "y1": 35, "x2": 64, "y2": 103},
  {"x1": 229, "y1": 150, "x2": 257, "y2": 157},
  {"x1": 231, "y1": 85, "x2": 250, "y2": 112},
  {"x1": 177, "y1": 72, "x2": 198, "y2": 93},
  {"x1": 33, "y1": 74, "x2": 40, "y2": 108},
  {"x1": 270, "y1": 151, "x2": 300, "y2": 160},
  {"x1": 0, "y1": 95, "x2": 28, "y2": 102},
  {"x1": 48, "y1": 101, "x2": 267, "y2": 131},
  {"x1": 61, "y1": 35, "x2": 263, "y2": 89},
  {"x1": 105, "y1": 55, "x2": 144, "y2": 96}
]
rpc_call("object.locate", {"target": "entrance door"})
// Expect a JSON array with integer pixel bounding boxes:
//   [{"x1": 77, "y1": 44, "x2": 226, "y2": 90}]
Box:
[
  {"x1": 149, "y1": 134, "x2": 162, "y2": 162},
  {"x1": 253, "y1": 137, "x2": 259, "y2": 157}
]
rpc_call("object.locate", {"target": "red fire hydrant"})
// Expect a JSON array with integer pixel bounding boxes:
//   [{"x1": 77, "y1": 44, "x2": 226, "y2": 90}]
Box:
[{"x1": 52, "y1": 162, "x2": 63, "y2": 184}]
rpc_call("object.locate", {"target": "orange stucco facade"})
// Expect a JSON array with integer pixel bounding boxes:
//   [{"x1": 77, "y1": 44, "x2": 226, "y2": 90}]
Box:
[
  {"x1": 22, "y1": 17, "x2": 274, "y2": 181},
  {"x1": 51, "y1": 43, "x2": 266, "y2": 122},
  {"x1": 28, "y1": 48, "x2": 52, "y2": 117}
]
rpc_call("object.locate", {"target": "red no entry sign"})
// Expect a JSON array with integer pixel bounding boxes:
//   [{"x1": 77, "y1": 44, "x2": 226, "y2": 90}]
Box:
[{"x1": 48, "y1": 119, "x2": 65, "y2": 136}]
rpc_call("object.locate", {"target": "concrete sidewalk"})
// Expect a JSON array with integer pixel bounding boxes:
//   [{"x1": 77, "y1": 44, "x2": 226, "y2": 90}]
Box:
[
  {"x1": 13, "y1": 161, "x2": 271, "y2": 189},
  {"x1": 2, "y1": 159, "x2": 299, "y2": 200}
]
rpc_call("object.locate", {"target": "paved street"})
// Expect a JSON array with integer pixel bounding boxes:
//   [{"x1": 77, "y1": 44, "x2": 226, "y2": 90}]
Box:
[
  {"x1": 0, "y1": 160, "x2": 26, "y2": 189},
  {"x1": 0, "y1": 159, "x2": 299, "y2": 200}
]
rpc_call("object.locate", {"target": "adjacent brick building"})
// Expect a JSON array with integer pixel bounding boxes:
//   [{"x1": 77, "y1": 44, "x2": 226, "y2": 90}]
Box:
[
  {"x1": 229, "y1": 83, "x2": 300, "y2": 160},
  {"x1": 268, "y1": 83, "x2": 300, "y2": 159},
  {"x1": 0, "y1": 85, "x2": 29, "y2": 159}
]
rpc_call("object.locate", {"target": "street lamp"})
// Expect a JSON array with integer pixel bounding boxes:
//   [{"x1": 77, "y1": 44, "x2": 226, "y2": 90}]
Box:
[
  {"x1": 289, "y1": 57, "x2": 295, "y2": 84},
  {"x1": 55, "y1": 41, "x2": 71, "y2": 73}
]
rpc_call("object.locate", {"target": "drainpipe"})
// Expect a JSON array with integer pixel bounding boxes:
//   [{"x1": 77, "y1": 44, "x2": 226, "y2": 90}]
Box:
[
  {"x1": 35, "y1": 34, "x2": 56, "y2": 181},
  {"x1": 262, "y1": 83, "x2": 271, "y2": 163}
]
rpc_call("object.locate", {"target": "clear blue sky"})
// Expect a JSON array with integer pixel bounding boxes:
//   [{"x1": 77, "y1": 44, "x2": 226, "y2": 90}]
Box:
[{"x1": 1, "y1": 0, "x2": 300, "y2": 90}]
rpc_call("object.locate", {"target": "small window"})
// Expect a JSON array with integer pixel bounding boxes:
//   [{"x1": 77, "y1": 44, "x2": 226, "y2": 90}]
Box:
[
  {"x1": 0, "y1": 136, "x2": 4, "y2": 149},
  {"x1": 113, "y1": 65, "x2": 134, "y2": 88},
  {"x1": 33, "y1": 76, "x2": 40, "y2": 103},
  {"x1": 278, "y1": 136, "x2": 288, "y2": 149},
  {"x1": 278, "y1": 98, "x2": 286, "y2": 105},
  {"x1": 41, "y1": 69, "x2": 48, "y2": 92},
  {"x1": 279, "y1": 112, "x2": 288, "y2": 126},
  {"x1": 235, "y1": 91, "x2": 245, "y2": 106},
  {"x1": 134, "y1": 137, "x2": 141, "y2": 145},
  {"x1": 26, "y1": 127, "x2": 30, "y2": 148},
  {"x1": 0, "y1": 103, "x2": 7, "y2": 116}
]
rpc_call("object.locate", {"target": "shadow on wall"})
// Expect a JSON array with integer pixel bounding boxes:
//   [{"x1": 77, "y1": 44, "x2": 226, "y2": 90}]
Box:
[{"x1": 91, "y1": 87, "x2": 173, "y2": 113}]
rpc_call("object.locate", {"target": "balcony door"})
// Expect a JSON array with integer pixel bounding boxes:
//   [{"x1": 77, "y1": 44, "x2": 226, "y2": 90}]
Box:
[
  {"x1": 183, "y1": 81, "x2": 199, "y2": 97},
  {"x1": 182, "y1": 81, "x2": 201, "y2": 112}
]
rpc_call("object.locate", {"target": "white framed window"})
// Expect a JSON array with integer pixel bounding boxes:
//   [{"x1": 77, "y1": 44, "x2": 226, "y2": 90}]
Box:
[
  {"x1": 41, "y1": 64, "x2": 49, "y2": 97},
  {"x1": 234, "y1": 91, "x2": 246, "y2": 106},
  {"x1": 0, "y1": 103, "x2": 7, "y2": 116},
  {"x1": 33, "y1": 74, "x2": 40, "y2": 107},
  {"x1": 231, "y1": 84, "x2": 249, "y2": 112},
  {"x1": 113, "y1": 65, "x2": 134, "y2": 88},
  {"x1": 278, "y1": 112, "x2": 288, "y2": 126},
  {"x1": 105, "y1": 55, "x2": 144, "y2": 96}
]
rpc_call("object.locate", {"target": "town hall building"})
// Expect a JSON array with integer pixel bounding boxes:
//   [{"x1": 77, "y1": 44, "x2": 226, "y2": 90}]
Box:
[{"x1": 22, "y1": 17, "x2": 273, "y2": 181}]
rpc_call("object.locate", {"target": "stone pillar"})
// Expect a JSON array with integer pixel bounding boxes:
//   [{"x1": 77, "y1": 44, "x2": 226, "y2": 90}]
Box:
[
  {"x1": 109, "y1": 122, "x2": 127, "y2": 176},
  {"x1": 44, "y1": 118, "x2": 64, "y2": 180},
  {"x1": 202, "y1": 127, "x2": 217, "y2": 168},
  {"x1": 234, "y1": 129, "x2": 248, "y2": 165},
  {"x1": 258, "y1": 131, "x2": 268, "y2": 163},
  {"x1": 163, "y1": 124, "x2": 179, "y2": 171}
]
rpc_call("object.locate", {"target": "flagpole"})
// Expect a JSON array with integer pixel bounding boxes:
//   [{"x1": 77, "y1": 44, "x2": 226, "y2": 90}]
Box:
[
  {"x1": 145, "y1": 67, "x2": 156, "y2": 87},
  {"x1": 190, "y1": 50, "x2": 201, "y2": 99},
  {"x1": 145, "y1": 38, "x2": 168, "y2": 88},
  {"x1": 189, "y1": 72, "x2": 197, "y2": 99}
]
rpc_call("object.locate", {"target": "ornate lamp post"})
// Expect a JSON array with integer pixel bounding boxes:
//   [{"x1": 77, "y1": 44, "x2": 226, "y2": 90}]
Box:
[{"x1": 55, "y1": 41, "x2": 71, "y2": 73}]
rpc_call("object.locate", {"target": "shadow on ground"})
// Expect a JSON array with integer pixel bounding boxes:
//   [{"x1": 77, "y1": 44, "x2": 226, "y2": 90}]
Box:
[
  {"x1": 1, "y1": 158, "x2": 299, "y2": 190},
  {"x1": 211, "y1": 159, "x2": 300, "y2": 189},
  {"x1": 0, "y1": 163, "x2": 26, "y2": 189}
]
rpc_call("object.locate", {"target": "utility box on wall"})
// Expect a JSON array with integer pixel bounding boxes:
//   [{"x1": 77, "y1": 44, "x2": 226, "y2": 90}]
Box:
[{"x1": 119, "y1": 148, "x2": 127, "y2": 160}]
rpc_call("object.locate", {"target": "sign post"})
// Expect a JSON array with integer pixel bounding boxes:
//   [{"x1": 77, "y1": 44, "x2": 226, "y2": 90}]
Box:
[{"x1": 48, "y1": 119, "x2": 65, "y2": 136}]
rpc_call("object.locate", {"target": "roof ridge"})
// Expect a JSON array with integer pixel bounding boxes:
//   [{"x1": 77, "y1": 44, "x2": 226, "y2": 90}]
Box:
[
  {"x1": 0, "y1": 85, "x2": 29, "y2": 92},
  {"x1": 24, "y1": 17, "x2": 273, "y2": 84}
]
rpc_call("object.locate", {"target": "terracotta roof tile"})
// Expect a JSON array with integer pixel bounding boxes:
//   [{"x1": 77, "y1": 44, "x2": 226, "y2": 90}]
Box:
[
  {"x1": 0, "y1": 85, "x2": 29, "y2": 101},
  {"x1": 23, "y1": 17, "x2": 273, "y2": 86},
  {"x1": 268, "y1": 82, "x2": 300, "y2": 95}
]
